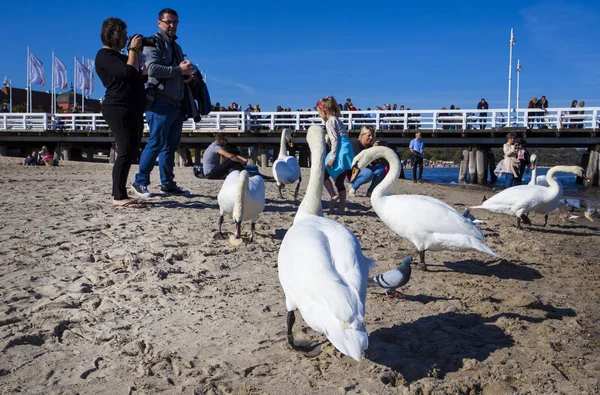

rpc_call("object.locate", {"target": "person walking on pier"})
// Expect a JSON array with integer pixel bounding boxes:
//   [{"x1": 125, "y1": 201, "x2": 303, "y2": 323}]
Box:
[
  {"x1": 409, "y1": 132, "x2": 424, "y2": 183},
  {"x1": 477, "y1": 98, "x2": 488, "y2": 130},
  {"x1": 95, "y1": 17, "x2": 146, "y2": 209},
  {"x1": 132, "y1": 8, "x2": 195, "y2": 198}
]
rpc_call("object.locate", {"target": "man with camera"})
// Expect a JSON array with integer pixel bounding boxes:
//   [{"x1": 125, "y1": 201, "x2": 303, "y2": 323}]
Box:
[{"x1": 132, "y1": 7, "x2": 196, "y2": 198}]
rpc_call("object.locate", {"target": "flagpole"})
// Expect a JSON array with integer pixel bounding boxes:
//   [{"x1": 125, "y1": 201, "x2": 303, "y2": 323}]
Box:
[
  {"x1": 51, "y1": 50, "x2": 55, "y2": 114},
  {"x1": 73, "y1": 56, "x2": 76, "y2": 110},
  {"x1": 81, "y1": 56, "x2": 85, "y2": 112},
  {"x1": 27, "y1": 45, "x2": 30, "y2": 112}
]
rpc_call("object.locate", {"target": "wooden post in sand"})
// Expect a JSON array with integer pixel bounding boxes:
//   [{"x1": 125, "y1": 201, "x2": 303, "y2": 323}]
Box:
[
  {"x1": 87, "y1": 148, "x2": 94, "y2": 162},
  {"x1": 0, "y1": 145, "x2": 7, "y2": 157},
  {"x1": 585, "y1": 150, "x2": 599, "y2": 187},
  {"x1": 259, "y1": 145, "x2": 268, "y2": 167},
  {"x1": 299, "y1": 146, "x2": 309, "y2": 167},
  {"x1": 476, "y1": 149, "x2": 486, "y2": 185},
  {"x1": 468, "y1": 149, "x2": 477, "y2": 184},
  {"x1": 458, "y1": 149, "x2": 469, "y2": 182}
]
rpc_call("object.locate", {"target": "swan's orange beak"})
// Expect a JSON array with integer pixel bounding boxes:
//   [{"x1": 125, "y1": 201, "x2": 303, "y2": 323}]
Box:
[{"x1": 582, "y1": 173, "x2": 590, "y2": 182}]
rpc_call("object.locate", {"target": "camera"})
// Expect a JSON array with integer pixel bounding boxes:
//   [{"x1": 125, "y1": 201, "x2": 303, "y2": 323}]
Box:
[{"x1": 141, "y1": 36, "x2": 157, "y2": 47}]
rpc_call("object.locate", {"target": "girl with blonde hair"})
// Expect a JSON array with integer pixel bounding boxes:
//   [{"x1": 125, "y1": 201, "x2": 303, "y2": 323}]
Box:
[{"x1": 316, "y1": 95, "x2": 354, "y2": 214}]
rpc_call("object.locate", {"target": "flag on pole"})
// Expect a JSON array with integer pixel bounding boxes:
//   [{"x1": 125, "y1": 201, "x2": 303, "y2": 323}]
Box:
[
  {"x1": 29, "y1": 51, "x2": 45, "y2": 85},
  {"x1": 84, "y1": 58, "x2": 95, "y2": 95},
  {"x1": 53, "y1": 55, "x2": 68, "y2": 89},
  {"x1": 75, "y1": 58, "x2": 90, "y2": 91}
]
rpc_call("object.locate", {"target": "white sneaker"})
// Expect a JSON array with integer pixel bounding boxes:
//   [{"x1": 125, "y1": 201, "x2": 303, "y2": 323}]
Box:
[{"x1": 348, "y1": 187, "x2": 356, "y2": 196}]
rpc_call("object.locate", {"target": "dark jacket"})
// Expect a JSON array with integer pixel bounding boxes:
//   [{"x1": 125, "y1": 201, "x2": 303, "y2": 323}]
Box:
[{"x1": 477, "y1": 101, "x2": 489, "y2": 114}]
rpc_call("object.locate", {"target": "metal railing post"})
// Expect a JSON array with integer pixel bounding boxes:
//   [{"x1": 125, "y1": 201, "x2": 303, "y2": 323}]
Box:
[
  {"x1": 376, "y1": 112, "x2": 380, "y2": 130},
  {"x1": 593, "y1": 108, "x2": 598, "y2": 131},
  {"x1": 240, "y1": 112, "x2": 245, "y2": 131},
  {"x1": 270, "y1": 114, "x2": 275, "y2": 131},
  {"x1": 43, "y1": 113, "x2": 48, "y2": 130},
  {"x1": 295, "y1": 112, "x2": 300, "y2": 130}
]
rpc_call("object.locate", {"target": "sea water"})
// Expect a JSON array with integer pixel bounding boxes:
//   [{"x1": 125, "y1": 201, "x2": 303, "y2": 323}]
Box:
[{"x1": 415, "y1": 167, "x2": 600, "y2": 209}]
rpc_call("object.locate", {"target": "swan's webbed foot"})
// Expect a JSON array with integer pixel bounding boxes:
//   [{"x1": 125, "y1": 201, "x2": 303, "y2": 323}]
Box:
[
  {"x1": 544, "y1": 214, "x2": 548, "y2": 227},
  {"x1": 286, "y1": 311, "x2": 322, "y2": 356},
  {"x1": 386, "y1": 290, "x2": 405, "y2": 300},
  {"x1": 278, "y1": 184, "x2": 285, "y2": 199}
]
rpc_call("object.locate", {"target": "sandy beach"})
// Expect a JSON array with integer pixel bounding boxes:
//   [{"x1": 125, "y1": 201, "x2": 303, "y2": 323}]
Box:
[{"x1": 1, "y1": 156, "x2": 599, "y2": 394}]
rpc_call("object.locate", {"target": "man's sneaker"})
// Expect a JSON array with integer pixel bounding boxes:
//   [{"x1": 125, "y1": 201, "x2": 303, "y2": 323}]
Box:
[
  {"x1": 160, "y1": 185, "x2": 189, "y2": 196},
  {"x1": 131, "y1": 183, "x2": 153, "y2": 198}
]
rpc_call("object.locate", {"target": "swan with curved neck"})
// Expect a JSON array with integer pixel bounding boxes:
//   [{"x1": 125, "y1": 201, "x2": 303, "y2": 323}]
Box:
[
  {"x1": 217, "y1": 169, "x2": 265, "y2": 243},
  {"x1": 278, "y1": 125, "x2": 374, "y2": 361},
  {"x1": 273, "y1": 128, "x2": 302, "y2": 201},
  {"x1": 472, "y1": 165, "x2": 589, "y2": 228},
  {"x1": 528, "y1": 154, "x2": 550, "y2": 187},
  {"x1": 353, "y1": 146, "x2": 497, "y2": 269}
]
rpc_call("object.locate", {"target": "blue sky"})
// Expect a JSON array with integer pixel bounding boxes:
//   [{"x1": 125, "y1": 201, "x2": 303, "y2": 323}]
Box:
[{"x1": 2, "y1": 1, "x2": 599, "y2": 111}]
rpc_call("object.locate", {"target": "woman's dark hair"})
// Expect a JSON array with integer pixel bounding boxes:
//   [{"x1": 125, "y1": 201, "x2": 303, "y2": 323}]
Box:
[{"x1": 101, "y1": 17, "x2": 127, "y2": 49}]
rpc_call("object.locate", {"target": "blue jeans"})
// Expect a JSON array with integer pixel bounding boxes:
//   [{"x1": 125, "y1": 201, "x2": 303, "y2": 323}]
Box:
[
  {"x1": 135, "y1": 97, "x2": 184, "y2": 188},
  {"x1": 352, "y1": 164, "x2": 386, "y2": 194},
  {"x1": 505, "y1": 173, "x2": 515, "y2": 188}
]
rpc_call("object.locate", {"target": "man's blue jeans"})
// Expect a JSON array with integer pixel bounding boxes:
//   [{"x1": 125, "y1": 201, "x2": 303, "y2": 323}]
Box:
[
  {"x1": 352, "y1": 164, "x2": 386, "y2": 194},
  {"x1": 135, "y1": 98, "x2": 184, "y2": 188}
]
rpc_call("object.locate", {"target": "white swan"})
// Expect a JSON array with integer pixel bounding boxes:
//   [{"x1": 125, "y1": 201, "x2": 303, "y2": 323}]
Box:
[
  {"x1": 217, "y1": 169, "x2": 265, "y2": 243},
  {"x1": 471, "y1": 165, "x2": 588, "y2": 228},
  {"x1": 278, "y1": 125, "x2": 374, "y2": 361},
  {"x1": 353, "y1": 146, "x2": 497, "y2": 269},
  {"x1": 273, "y1": 128, "x2": 302, "y2": 201},
  {"x1": 528, "y1": 154, "x2": 550, "y2": 187}
]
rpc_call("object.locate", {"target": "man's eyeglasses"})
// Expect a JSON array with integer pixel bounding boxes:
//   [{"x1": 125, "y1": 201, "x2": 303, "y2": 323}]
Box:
[{"x1": 160, "y1": 20, "x2": 179, "y2": 26}]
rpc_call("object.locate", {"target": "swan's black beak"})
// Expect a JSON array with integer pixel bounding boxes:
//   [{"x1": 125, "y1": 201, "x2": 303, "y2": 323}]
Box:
[{"x1": 234, "y1": 221, "x2": 242, "y2": 239}]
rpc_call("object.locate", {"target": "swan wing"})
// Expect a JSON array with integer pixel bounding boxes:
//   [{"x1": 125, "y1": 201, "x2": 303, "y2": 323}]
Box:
[
  {"x1": 217, "y1": 170, "x2": 240, "y2": 215},
  {"x1": 278, "y1": 216, "x2": 373, "y2": 360},
  {"x1": 471, "y1": 185, "x2": 549, "y2": 216},
  {"x1": 244, "y1": 175, "x2": 266, "y2": 221},
  {"x1": 375, "y1": 195, "x2": 485, "y2": 242},
  {"x1": 273, "y1": 156, "x2": 301, "y2": 184}
]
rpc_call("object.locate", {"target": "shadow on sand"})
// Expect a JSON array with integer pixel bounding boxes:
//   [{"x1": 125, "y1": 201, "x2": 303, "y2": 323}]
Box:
[
  {"x1": 441, "y1": 258, "x2": 543, "y2": 281},
  {"x1": 367, "y1": 307, "x2": 575, "y2": 383}
]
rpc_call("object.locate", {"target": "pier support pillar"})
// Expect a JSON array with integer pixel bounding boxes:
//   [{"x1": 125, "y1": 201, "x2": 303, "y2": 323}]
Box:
[
  {"x1": 259, "y1": 146, "x2": 268, "y2": 168},
  {"x1": 194, "y1": 148, "x2": 203, "y2": 165},
  {"x1": 0, "y1": 145, "x2": 7, "y2": 157},
  {"x1": 487, "y1": 151, "x2": 497, "y2": 184},
  {"x1": 458, "y1": 149, "x2": 468, "y2": 183},
  {"x1": 248, "y1": 146, "x2": 257, "y2": 165},
  {"x1": 87, "y1": 148, "x2": 94, "y2": 162},
  {"x1": 299, "y1": 146, "x2": 309, "y2": 168},
  {"x1": 576, "y1": 152, "x2": 590, "y2": 185},
  {"x1": 585, "y1": 150, "x2": 599, "y2": 187},
  {"x1": 468, "y1": 149, "x2": 477, "y2": 184},
  {"x1": 62, "y1": 146, "x2": 72, "y2": 162},
  {"x1": 476, "y1": 149, "x2": 486, "y2": 185}
]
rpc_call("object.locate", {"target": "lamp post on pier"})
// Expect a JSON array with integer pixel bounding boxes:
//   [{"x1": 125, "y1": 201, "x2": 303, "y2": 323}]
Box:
[
  {"x1": 3, "y1": 76, "x2": 12, "y2": 112},
  {"x1": 516, "y1": 60, "x2": 522, "y2": 125},
  {"x1": 507, "y1": 29, "x2": 516, "y2": 126}
]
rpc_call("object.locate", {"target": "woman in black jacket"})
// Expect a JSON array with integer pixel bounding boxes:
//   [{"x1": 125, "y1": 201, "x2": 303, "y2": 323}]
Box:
[{"x1": 95, "y1": 17, "x2": 147, "y2": 208}]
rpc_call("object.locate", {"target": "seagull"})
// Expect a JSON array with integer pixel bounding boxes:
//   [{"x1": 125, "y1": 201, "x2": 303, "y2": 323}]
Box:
[{"x1": 368, "y1": 256, "x2": 415, "y2": 299}]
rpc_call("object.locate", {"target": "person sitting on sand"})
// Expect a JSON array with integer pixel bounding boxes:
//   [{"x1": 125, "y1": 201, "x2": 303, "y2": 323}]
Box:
[
  {"x1": 37, "y1": 146, "x2": 54, "y2": 166},
  {"x1": 23, "y1": 151, "x2": 38, "y2": 166},
  {"x1": 202, "y1": 133, "x2": 249, "y2": 179}
]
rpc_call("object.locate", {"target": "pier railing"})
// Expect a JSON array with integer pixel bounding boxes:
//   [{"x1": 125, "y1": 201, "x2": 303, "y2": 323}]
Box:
[{"x1": 1, "y1": 107, "x2": 598, "y2": 132}]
